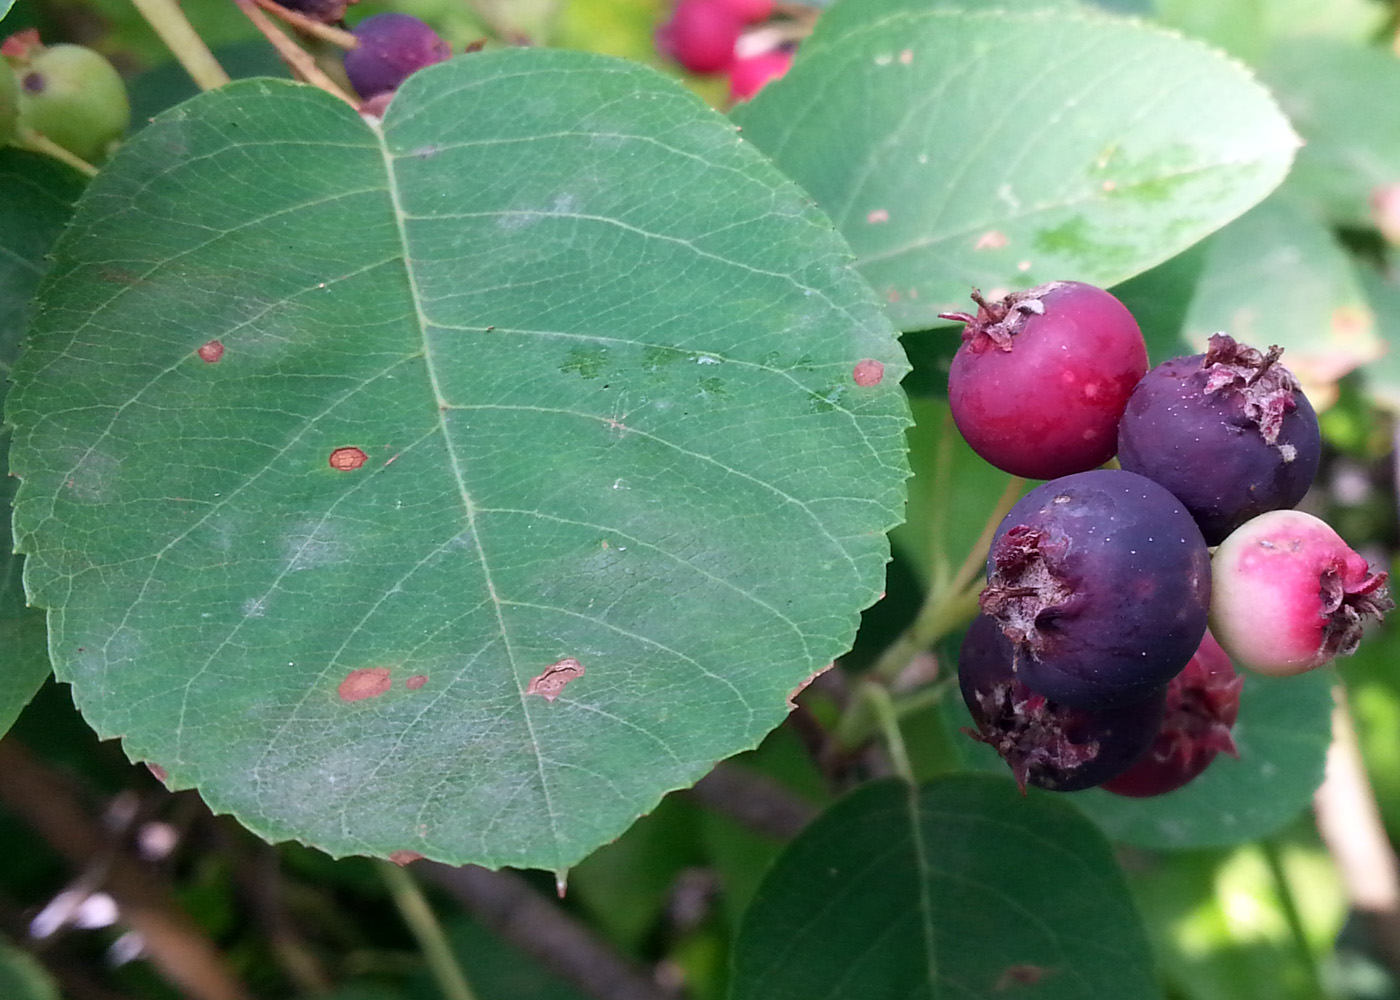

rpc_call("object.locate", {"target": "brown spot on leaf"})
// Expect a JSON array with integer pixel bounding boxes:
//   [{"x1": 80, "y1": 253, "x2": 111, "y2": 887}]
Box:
[
  {"x1": 338, "y1": 667, "x2": 392, "y2": 702},
  {"x1": 852, "y1": 359, "x2": 885, "y2": 386},
  {"x1": 405, "y1": 674, "x2": 428, "y2": 690},
  {"x1": 527, "y1": 658, "x2": 585, "y2": 702},
  {"x1": 329, "y1": 446, "x2": 368, "y2": 471},
  {"x1": 899, "y1": 48, "x2": 913, "y2": 64},
  {"x1": 974, "y1": 230, "x2": 1008, "y2": 250},
  {"x1": 787, "y1": 663, "x2": 833, "y2": 710},
  {"x1": 994, "y1": 964, "x2": 1053, "y2": 990},
  {"x1": 388, "y1": 850, "x2": 424, "y2": 866},
  {"x1": 145, "y1": 763, "x2": 169, "y2": 784},
  {"x1": 197, "y1": 340, "x2": 224, "y2": 363}
]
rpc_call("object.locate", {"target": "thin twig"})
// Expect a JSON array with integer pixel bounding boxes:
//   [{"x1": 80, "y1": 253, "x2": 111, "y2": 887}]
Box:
[
  {"x1": 418, "y1": 863, "x2": 678, "y2": 1000},
  {"x1": 253, "y1": 0, "x2": 358, "y2": 50},
  {"x1": 128, "y1": 0, "x2": 231, "y2": 89},
  {"x1": 232, "y1": 0, "x2": 357, "y2": 105},
  {"x1": 0, "y1": 737, "x2": 253, "y2": 1000}
]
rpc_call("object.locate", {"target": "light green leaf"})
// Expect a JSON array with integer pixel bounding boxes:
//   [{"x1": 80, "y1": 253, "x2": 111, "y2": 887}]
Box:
[
  {"x1": 729, "y1": 775, "x2": 1161, "y2": 1000},
  {"x1": 1182, "y1": 194, "x2": 1383, "y2": 406},
  {"x1": 732, "y1": 1, "x2": 1297, "y2": 331},
  {"x1": 0, "y1": 941, "x2": 59, "y2": 1000},
  {"x1": 7, "y1": 54, "x2": 910, "y2": 870}
]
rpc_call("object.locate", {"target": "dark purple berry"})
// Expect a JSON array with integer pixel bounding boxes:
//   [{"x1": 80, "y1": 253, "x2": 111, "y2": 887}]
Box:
[
  {"x1": 1116, "y1": 334, "x2": 1321, "y2": 545},
  {"x1": 941, "y1": 281, "x2": 1148, "y2": 481},
  {"x1": 1101, "y1": 630, "x2": 1242, "y2": 797},
  {"x1": 980, "y1": 469, "x2": 1212, "y2": 710},
  {"x1": 959, "y1": 615, "x2": 1166, "y2": 793},
  {"x1": 345, "y1": 13, "x2": 452, "y2": 100}
]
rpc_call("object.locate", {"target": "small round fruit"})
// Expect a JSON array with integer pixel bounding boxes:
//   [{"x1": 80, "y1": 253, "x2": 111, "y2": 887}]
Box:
[
  {"x1": 1211, "y1": 509, "x2": 1393, "y2": 676},
  {"x1": 14, "y1": 43, "x2": 129, "y2": 162},
  {"x1": 942, "y1": 281, "x2": 1148, "y2": 480},
  {"x1": 1100, "y1": 630, "x2": 1242, "y2": 797},
  {"x1": 728, "y1": 48, "x2": 791, "y2": 102},
  {"x1": 959, "y1": 615, "x2": 1166, "y2": 793},
  {"x1": 345, "y1": 13, "x2": 452, "y2": 101},
  {"x1": 980, "y1": 469, "x2": 1212, "y2": 709},
  {"x1": 715, "y1": 0, "x2": 773, "y2": 23},
  {"x1": 656, "y1": 0, "x2": 742, "y2": 75},
  {"x1": 1117, "y1": 334, "x2": 1321, "y2": 545}
]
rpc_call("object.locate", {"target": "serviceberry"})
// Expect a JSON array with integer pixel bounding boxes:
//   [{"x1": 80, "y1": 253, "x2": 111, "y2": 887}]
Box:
[
  {"x1": 8, "y1": 42, "x2": 129, "y2": 162},
  {"x1": 1211, "y1": 509, "x2": 1393, "y2": 676},
  {"x1": 656, "y1": 0, "x2": 742, "y2": 75},
  {"x1": 715, "y1": 0, "x2": 773, "y2": 23},
  {"x1": 728, "y1": 48, "x2": 792, "y2": 102},
  {"x1": 1100, "y1": 630, "x2": 1242, "y2": 797},
  {"x1": 942, "y1": 281, "x2": 1148, "y2": 480},
  {"x1": 959, "y1": 615, "x2": 1166, "y2": 793},
  {"x1": 980, "y1": 469, "x2": 1211, "y2": 710},
  {"x1": 345, "y1": 13, "x2": 452, "y2": 101},
  {"x1": 1117, "y1": 334, "x2": 1321, "y2": 545}
]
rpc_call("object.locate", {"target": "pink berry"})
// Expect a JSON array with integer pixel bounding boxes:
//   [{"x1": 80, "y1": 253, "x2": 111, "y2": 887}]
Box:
[
  {"x1": 729, "y1": 49, "x2": 792, "y2": 102},
  {"x1": 1210, "y1": 510, "x2": 1393, "y2": 676},
  {"x1": 656, "y1": 0, "x2": 742, "y2": 75},
  {"x1": 1100, "y1": 630, "x2": 1242, "y2": 798},
  {"x1": 942, "y1": 281, "x2": 1148, "y2": 481}
]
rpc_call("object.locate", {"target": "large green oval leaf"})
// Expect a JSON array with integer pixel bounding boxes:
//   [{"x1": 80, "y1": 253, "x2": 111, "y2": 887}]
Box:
[
  {"x1": 729, "y1": 775, "x2": 1161, "y2": 1000},
  {"x1": 731, "y1": 0, "x2": 1298, "y2": 330},
  {"x1": 6, "y1": 53, "x2": 911, "y2": 870}
]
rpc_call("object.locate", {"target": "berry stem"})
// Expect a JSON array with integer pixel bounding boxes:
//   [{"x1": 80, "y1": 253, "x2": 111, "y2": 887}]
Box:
[
  {"x1": 859, "y1": 682, "x2": 916, "y2": 785},
  {"x1": 233, "y1": 0, "x2": 357, "y2": 106},
  {"x1": 13, "y1": 126, "x2": 98, "y2": 177},
  {"x1": 254, "y1": 0, "x2": 359, "y2": 50},
  {"x1": 1260, "y1": 838, "x2": 1333, "y2": 999},
  {"x1": 128, "y1": 0, "x2": 231, "y2": 91},
  {"x1": 378, "y1": 862, "x2": 480, "y2": 1000}
]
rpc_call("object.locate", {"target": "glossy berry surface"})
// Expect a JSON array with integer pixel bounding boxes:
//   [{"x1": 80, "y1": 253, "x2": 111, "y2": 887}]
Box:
[
  {"x1": 1100, "y1": 630, "x2": 1242, "y2": 797},
  {"x1": 959, "y1": 615, "x2": 1166, "y2": 793},
  {"x1": 656, "y1": 0, "x2": 742, "y2": 74},
  {"x1": 345, "y1": 14, "x2": 452, "y2": 100},
  {"x1": 1211, "y1": 509, "x2": 1393, "y2": 676},
  {"x1": 1117, "y1": 335, "x2": 1321, "y2": 545},
  {"x1": 728, "y1": 48, "x2": 792, "y2": 102},
  {"x1": 981, "y1": 469, "x2": 1212, "y2": 709},
  {"x1": 12, "y1": 43, "x2": 129, "y2": 162},
  {"x1": 943, "y1": 281, "x2": 1148, "y2": 480}
]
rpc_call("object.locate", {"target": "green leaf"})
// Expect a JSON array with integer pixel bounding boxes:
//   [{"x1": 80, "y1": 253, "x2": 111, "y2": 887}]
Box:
[
  {"x1": 1182, "y1": 194, "x2": 1383, "y2": 405},
  {"x1": 1073, "y1": 670, "x2": 1334, "y2": 849},
  {"x1": 0, "y1": 941, "x2": 59, "y2": 1000},
  {"x1": 728, "y1": 775, "x2": 1161, "y2": 1000},
  {"x1": 731, "y1": 0, "x2": 1297, "y2": 331},
  {"x1": 1354, "y1": 252, "x2": 1400, "y2": 414},
  {"x1": 7, "y1": 55, "x2": 911, "y2": 870},
  {"x1": 0, "y1": 150, "x2": 84, "y2": 737},
  {"x1": 1260, "y1": 40, "x2": 1400, "y2": 228}
]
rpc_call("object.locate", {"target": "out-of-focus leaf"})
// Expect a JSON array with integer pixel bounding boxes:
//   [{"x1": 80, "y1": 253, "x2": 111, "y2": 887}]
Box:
[
  {"x1": 1261, "y1": 40, "x2": 1400, "y2": 228},
  {"x1": 1354, "y1": 252, "x2": 1400, "y2": 414},
  {"x1": 732, "y1": 0, "x2": 1297, "y2": 331},
  {"x1": 1112, "y1": 244, "x2": 1208, "y2": 366},
  {"x1": 1155, "y1": 0, "x2": 1386, "y2": 66},
  {"x1": 7, "y1": 55, "x2": 910, "y2": 870},
  {"x1": 1183, "y1": 194, "x2": 1383, "y2": 408},
  {"x1": 0, "y1": 942, "x2": 58, "y2": 1000},
  {"x1": 729, "y1": 775, "x2": 1161, "y2": 1000}
]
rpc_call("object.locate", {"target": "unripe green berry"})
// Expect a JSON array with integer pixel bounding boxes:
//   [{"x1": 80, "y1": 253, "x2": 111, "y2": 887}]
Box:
[{"x1": 15, "y1": 43, "x2": 130, "y2": 163}]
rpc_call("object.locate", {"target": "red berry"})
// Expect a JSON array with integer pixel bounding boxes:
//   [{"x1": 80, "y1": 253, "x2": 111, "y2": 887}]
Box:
[
  {"x1": 1100, "y1": 631, "x2": 1242, "y2": 798},
  {"x1": 1210, "y1": 510, "x2": 1393, "y2": 676},
  {"x1": 942, "y1": 282, "x2": 1148, "y2": 480},
  {"x1": 656, "y1": 0, "x2": 742, "y2": 75},
  {"x1": 728, "y1": 48, "x2": 792, "y2": 102},
  {"x1": 715, "y1": 0, "x2": 773, "y2": 23}
]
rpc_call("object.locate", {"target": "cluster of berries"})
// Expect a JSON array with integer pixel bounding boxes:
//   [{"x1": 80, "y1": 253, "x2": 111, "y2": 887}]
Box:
[
  {"x1": 1, "y1": 30, "x2": 130, "y2": 164},
  {"x1": 941, "y1": 281, "x2": 1393, "y2": 796},
  {"x1": 654, "y1": 0, "x2": 794, "y2": 103}
]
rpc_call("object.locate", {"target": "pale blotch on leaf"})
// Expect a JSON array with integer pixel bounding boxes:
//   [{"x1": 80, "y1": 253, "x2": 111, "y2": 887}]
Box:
[
  {"x1": 867, "y1": 209, "x2": 889, "y2": 224},
  {"x1": 197, "y1": 340, "x2": 224, "y2": 363},
  {"x1": 852, "y1": 359, "x2": 885, "y2": 387},
  {"x1": 338, "y1": 667, "x2": 392, "y2": 702},
  {"x1": 388, "y1": 850, "x2": 424, "y2": 866},
  {"x1": 974, "y1": 230, "x2": 1008, "y2": 250},
  {"x1": 328, "y1": 446, "x2": 368, "y2": 471},
  {"x1": 527, "y1": 658, "x2": 585, "y2": 702}
]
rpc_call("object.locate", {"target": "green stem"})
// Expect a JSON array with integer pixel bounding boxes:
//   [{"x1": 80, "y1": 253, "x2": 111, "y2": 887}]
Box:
[
  {"x1": 129, "y1": 0, "x2": 231, "y2": 90},
  {"x1": 869, "y1": 474, "x2": 1023, "y2": 684},
  {"x1": 1260, "y1": 839, "x2": 1332, "y2": 1000},
  {"x1": 862, "y1": 682, "x2": 915, "y2": 784},
  {"x1": 14, "y1": 127, "x2": 98, "y2": 176},
  {"x1": 379, "y1": 862, "x2": 478, "y2": 1000}
]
